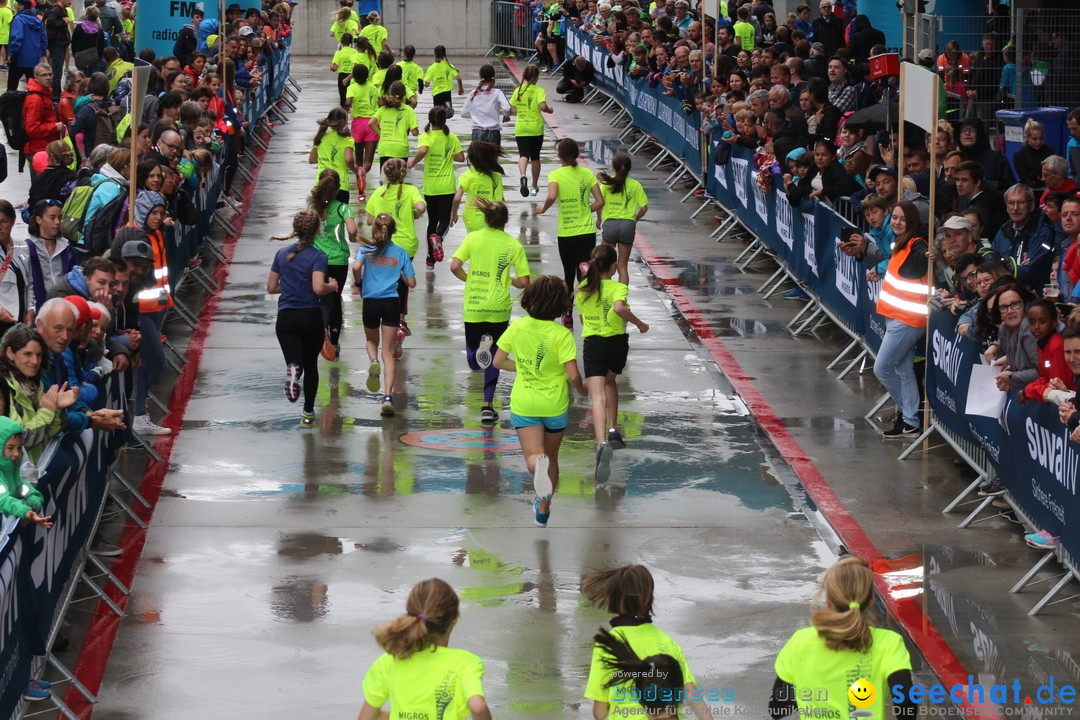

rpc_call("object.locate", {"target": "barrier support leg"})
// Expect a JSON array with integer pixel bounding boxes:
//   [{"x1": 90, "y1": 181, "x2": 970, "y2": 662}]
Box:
[
  {"x1": 1027, "y1": 569, "x2": 1080, "y2": 616},
  {"x1": 762, "y1": 271, "x2": 790, "y2": 299},
  {"x1": 756, "y1": 266, "x2": 786, "y2": 294},
  {"x1": 111, "y1": 468, "x2": 150, "y2": 509},
  {"x1": 128, "y1": 429, "x2": 164, "y2": 462},
  {"x1": 79, "y1": 570, "x2": 125, "y2": 618},
  {"x1": 48, "y1": 653, "x2": 98, "y2": 704},
  {"x1": 86, "y1": 552, "x2": 130, "y2": 595},
  {"x1": 689, "y1": 198, "x2": 713, "y2": 219},
  {"x1": 836, "y1": 349, "x2": 870, "y2": 380},
  {"x1": 1012, "y1": 552, "x2": 1062, "y2": 593},
  {"x1": 679, "y1": 180, "x2": 702, "y2": 203},
  {"x1": 147, "y1": 391, "x2": 169, "y2": 415},
  {"x1": 107, "y1": 486, "x2": 148, "y2": 529},
  {"x1": 941, "y1": 473, "x2": 987, "y2": 514},
  {"x1": 44, "y1": 692, "x2": 80, "y2": 720},
  {"x1": 713, "y1": 214, "x2": 738, "y2": 240},
  {"x1": 957, "y1": 496, "x2": 1002, "y2": 528},
  {"x1": 720, "y1": 219, "x2": 749, "y2": 245},
  {"x1": 647, "y1": 148, "x2": 670, "y2": 170},
  {"x1": 897, "y1": 425, "x2": 936, "y2": 460},
  {"x1": 785, "y1": 298, "x2": 818, "y2": 331},
  {"x1": 791, "y1": 306, "x2": 825, "y2": 336},
  {"x1": 826, "y1": 338, "x2": 861, "y2": 370}
]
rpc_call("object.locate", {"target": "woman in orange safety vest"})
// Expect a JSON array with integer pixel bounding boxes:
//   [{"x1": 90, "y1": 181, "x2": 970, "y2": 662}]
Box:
[{"x1": 131, "y1": 190, "x2": 174, "y2": 437}]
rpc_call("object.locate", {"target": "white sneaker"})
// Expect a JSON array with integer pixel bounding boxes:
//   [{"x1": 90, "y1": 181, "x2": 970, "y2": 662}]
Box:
[{"x1": 133, "y1": 414, "x2": 172, "y2": 436}]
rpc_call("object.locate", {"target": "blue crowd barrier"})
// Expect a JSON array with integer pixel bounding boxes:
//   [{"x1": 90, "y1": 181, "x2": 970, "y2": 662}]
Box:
[{"x1": 0, "y1": 43, "x2": 293, "y2": 720}]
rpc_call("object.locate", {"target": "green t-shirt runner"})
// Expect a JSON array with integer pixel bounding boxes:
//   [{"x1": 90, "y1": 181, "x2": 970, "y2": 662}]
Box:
[
  {"x1": 417, "y1": 130, "x2": 463, "y2": 196},
  {"x1": 510, "y1": 83, "x2": 547, "y2": 137},
  {"x1": 331, "y1": 46, "x2": 359, "y2": 75},
  {"x1": 362, "y1": 646, "x2": 486, "y2": 720},
  {"x1": 330, "y1": 18, "x2": 358, "y2": 44},
  {"x1": 373, "y1": 103, "x2": 417, "y2": 159},
  {"x1": 424, "y1": 59, "x2": 459, "y2": 95},
  {"x1": 359, "y1": 22, "x2": 388, "y2": 52},
  {"x1": 575, "y1": 278, "x2": 629, "y2": 337},
  {"x1": 346, "y1": 80, "x2": 379, "y2": 119},
  {"x1": 452, "y1": 227, "x2": 530, "y2": 323},
  {"x1": 496, "y1": 316, "x2": 577, "y2": 417},
  {"x1": 315, "y1": 131, "x2": 354, "y2": 187},
  {"x1": 549, "y1": 165, "x2": 598, "y2": 236},
  {"x1": 313, "y1": 199, "x2": 353, "y2": 266},
  {"x1": 584, "y1": 623, "x2": 697, "y2": 717},
  {"x1": 397, "y1": 59, "x2": 424, "y2": 93},
  {"x1": 457, "y1": 169, "x2": 505, "y2": 233},
  {"x1": 600, "y1": 177, "x2": 647, "y2": 221},
  {"x1": 366, "y1": 183, "x2": 424, "y2": 257}
]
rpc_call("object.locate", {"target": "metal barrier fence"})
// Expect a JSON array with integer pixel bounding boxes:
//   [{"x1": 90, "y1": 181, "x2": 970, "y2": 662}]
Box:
[{"x1": 489, "y1": 0, "x2": 536, "y2": 55}]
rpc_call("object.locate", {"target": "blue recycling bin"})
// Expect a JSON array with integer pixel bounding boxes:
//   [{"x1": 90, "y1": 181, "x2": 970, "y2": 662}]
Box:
[{"x1": 996, "y1": 107, "x2": 1070, "y2": 182}]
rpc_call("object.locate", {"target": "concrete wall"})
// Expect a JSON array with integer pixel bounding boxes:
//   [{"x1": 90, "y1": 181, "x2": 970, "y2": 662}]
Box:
[{"x1": 290, "y1": 0, "x2": 493, "y2": 57}]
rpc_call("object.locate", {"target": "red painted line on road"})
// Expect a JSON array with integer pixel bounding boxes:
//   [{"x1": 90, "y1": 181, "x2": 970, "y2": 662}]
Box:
[
  {"x1": 503, "y1": 58, "x2": 995, "y2": 717},
  {"x1": 63, "y1": 125, "x2": 276, "y2": 718}
]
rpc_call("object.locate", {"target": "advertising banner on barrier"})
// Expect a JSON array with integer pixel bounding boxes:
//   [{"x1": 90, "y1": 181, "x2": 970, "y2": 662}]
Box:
[
  {"x1": 135, "y1": 1, "x2": 218, "y2": 62},
  {"x1": 0, "y1": 531, "x2": 34, "y2": 716}
]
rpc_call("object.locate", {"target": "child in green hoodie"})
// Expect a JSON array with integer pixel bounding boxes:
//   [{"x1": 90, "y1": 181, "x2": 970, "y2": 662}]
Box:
[{"x1": 0, "y1": 417, "x2": 52, "y2": 528}]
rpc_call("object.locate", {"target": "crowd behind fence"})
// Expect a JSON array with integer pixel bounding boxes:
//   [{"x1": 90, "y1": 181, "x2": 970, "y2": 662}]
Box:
[{"x1": 0, "y1": 44, "x2": 295, "y2": 720}]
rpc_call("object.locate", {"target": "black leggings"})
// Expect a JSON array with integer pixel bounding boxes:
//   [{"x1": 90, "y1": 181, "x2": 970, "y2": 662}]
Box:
[
  {"x1": 425, "y1": 193, "x2": 453, "y2": 262},
  {"x1": 320, "y1": 264, "x2": 349, "y2": 345},
  {"x1": 337, "y1": 72, "x2": 349, "y2": 107},
  {"x1": 276, "y1": 308, "x2": 323, "y2": 413},
  {"x1": 558, "y1": 233, "x2": 596, "y2": 293}
]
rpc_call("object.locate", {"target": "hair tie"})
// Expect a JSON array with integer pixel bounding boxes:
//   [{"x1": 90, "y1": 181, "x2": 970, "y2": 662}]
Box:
[
  {"x1": 417, "y1": 613, "x2": 427, "y2": 622},
  {"x1": 848, "y1": 601, "x2": 861, "y2": 611}
]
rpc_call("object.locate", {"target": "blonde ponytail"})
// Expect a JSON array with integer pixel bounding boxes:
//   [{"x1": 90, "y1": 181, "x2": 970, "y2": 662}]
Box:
[
  {"x1": 373, "y1": 578, "x2": 460, "y2": 659},
  {"x1": 810, "y1": 556, "x2": 875, "y2": 652}
]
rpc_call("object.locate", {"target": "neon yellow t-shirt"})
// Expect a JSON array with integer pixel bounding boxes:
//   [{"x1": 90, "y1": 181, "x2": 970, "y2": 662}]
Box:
[
  {"x1": 373, "y1": 103, "x2": 417, "y2": 159},
  {"x1": 397, "y1": 59, "x2": 424, "y2": 94},
  {"x1": 121, "y1": 18, "x2": 133, "y2": 37},
  {"x1": 775, "y1": 626, "x2": 911, "y2": 720},
  {"x1": 452, "y1": 227, "x2": 530, "y2": 323},
  {"x1": 315, "y1": 131, "x2": 355, "y2": 187},
  {"x1": 360, "y1": 23, "x2": 388, "y2": 52},
  {"x1": 332, "y1": 46, "x2": 359, "y2": 75},
  {"x1": 330, "y1": 18, "x2": 359, "y2": 43},
  {"x1": 346, "y1": 80, "x2": 379, "y2": 119},
  {"x1": 549, "y1": 165, "x2": 598, "y2": 237},
  {"x1": 366, "y1": 182, "x2": 424, "y2": 257},
  {"x1": 600, "y1": 177, "x2": 647, "y2": 222},
  {"x1": 0, "y1": 7, "x2": 13, "y2": 44},
  {"x1": 371, "y1": 68, "x2": 387, "y2": 92},
  {"x1": 457, "y1": 169, "x2": 504, "y2": 233},
  {"x1": 362, "y1": 646, "x2": 486, "y2": 720},
  {"x1": 584, "y1": 623, "x2": 697, "y2": 717},
  {"x1": 576, "y1": 278, "x2": 629, "y2": 337},
  {"x1": 354, "y1": 50, "x2": 377, "y2": 75},
  {"x1": 733, "y1": 20, "x2": 755, "y2": 50},
  {"x1": 510, "y1": 82, "x2": 547, "y2": 137},
  {"x1": 417, "y1": 130, "x2": 462, "y2": 197},
  {"x1": 497, "y1": 316, "x2": 577, "y2": 417},
  {"x1": 424, "y1": 59, "x2": 459, "y2": 95}
]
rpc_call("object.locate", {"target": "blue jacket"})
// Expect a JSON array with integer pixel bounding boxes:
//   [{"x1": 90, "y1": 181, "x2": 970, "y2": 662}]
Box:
[
  {"x1": 84, "y1": 172, "x2": 125, "y2": 226},
  {"x1": 44, "y1": 349, "x2": 90, "y2": 434},
  {"x1": 992, "y1": 208, "x2": 1057, "y2": 294},
  {"x1": 9, "y1": 9, "x2": 48, "y2": 69}
]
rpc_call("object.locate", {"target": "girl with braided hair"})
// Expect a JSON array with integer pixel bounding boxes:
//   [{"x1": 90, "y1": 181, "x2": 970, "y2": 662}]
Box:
[{"x1": 267, "y1": 210, "x2": 340, "y2": 428}]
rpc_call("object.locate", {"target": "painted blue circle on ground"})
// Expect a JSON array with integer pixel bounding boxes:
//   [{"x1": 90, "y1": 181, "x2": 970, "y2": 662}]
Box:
[{"x1": 400, "y1": 428, "x2": 520, "y2": 452}]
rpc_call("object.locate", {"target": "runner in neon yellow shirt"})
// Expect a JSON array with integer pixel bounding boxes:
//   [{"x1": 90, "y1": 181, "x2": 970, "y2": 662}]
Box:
[
  {"x1": 534, "y1": 137, "x2": 604, "y2": 328},
  {"x1": 407, "y1": 107, "x2": 463, "y2": 268},
  {"x1": 344, "y1": 64, "x2": 380, "y2": 201},
  {"x1": 771, "y1": 557, "x2": 916, "y2": 720},
  {"x1": 397, "y1": 44, "x2": 425, "y2": 97},
  {"x1": 451, "y1": 141, "x2": 505, "y2": 235},
  {"x1": 330, "y1": 33, "x2": 359, "y2": 107},
  {"x1": 329, "y1": 7, "x2": 358, "y2": 44},
  {"x1": 597, "y1": 152, "x2": 648, "y2": 284},
  {"x1": 370, "y1": 82, "x2": 418, "y2": 164},
  {"x1": 450, "y1": 199, "x2": 530, "y2": 425},
  {"x1": 582, "y1": 564, "x2": 713, "y2": 720},
  {"x1": 353, "y1": 35, "x2": 378, "y2": 75},
  {"x1": 0, "y1": 0, "x2": 13, "y2": 67},
  {"x1": 307, "y1": 107, "x2": 357, "y2": 203},
  {"x1": 359, "y1": 11, "x2": 392, "y2": 56},
  {"x1": 357, "y1": 579, "x2": 491, "y2": 720},
  {"x1": 509, "y1": 64, "x2": 554, "y2": 197},
  {"x1": 575, "y1": 245, "x2": 648, "y2": 482},
  {"x1": 424, "y1": 45, "x2": 465, "y2": 117},
  {"x1": 364, "y1": 158, "x2": 426, "y2": 336},
  {"x1": 494, "y1": 276, "x2": 586, "y2": 527}
]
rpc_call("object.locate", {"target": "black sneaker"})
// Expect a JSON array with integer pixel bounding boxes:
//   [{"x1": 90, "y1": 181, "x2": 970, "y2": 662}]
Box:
[
  {"x1": 978, "y1": 479, "x2": 1006, "y2": 497},
  {"x1": 607, "y1": 428, "x2": 626, "y2": 449},
  {"x1": 595, "y1": 442, "x2": 614, "y2": 483},
  {"x1": 520, "y1": 176, "x2": 529, "y2": 198},
  {"x1": 882, "y1": 421, "x2": 919, "y2": 439}
]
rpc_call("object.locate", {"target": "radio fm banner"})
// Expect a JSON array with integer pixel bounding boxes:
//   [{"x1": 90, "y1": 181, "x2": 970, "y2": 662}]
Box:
[{"x1": 135, "y1": 1, "x2": 218, "y2": 64}]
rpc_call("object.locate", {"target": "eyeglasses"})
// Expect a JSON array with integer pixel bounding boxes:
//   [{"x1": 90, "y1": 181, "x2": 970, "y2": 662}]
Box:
[
  {"x1": 1000, "y1": 300, "x2": 1024, "y2": 312},
  {"x1": 959, "y1": 270, "x2": 978, "y2": 282},
  {"x1": 161, "y1": 141, "x2": 183, "y2": 152}
]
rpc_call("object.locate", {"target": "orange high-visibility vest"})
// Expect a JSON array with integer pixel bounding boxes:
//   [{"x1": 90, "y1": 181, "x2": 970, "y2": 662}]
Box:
[
  {"x1": 876, "y1": 240, "x2": 930, "y2": 328},
  {"x1": 137, "y1": 230, "x2": 174, "y2": 314}
]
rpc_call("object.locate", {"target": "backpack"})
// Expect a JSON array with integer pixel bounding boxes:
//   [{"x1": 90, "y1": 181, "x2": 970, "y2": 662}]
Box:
[
  {"x1": 92, "y1": 101, "x2": 124, "y2": 150},
  {"x1": 60, "y1": 173, "x2": 118, "y2": 245},
  {"x1": 80, "y1": 192, "x2": 127, "y2": 258},
  {"x1": 0, "y1": 90, "x2": 28, "y2": 152}
]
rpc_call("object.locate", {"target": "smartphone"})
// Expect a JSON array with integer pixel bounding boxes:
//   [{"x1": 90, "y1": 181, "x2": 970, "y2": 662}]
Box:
[{"x1": 839, "y1": 227, "x2": 856, "y2": 245}]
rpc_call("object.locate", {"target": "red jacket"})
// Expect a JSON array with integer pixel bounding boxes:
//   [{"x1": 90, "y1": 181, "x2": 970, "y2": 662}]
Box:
[
  {"x1": 1024, "y1": 332, "x2": 1075, "y2": 400},
  {"x1": 22, "y1": 78, "x2": 60, "y2": 155}
]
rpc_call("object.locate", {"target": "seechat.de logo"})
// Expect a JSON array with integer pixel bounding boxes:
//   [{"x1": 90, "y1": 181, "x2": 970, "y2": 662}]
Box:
[{"x1": 848, "y1": 679, "x2": 877, "y2": 718}]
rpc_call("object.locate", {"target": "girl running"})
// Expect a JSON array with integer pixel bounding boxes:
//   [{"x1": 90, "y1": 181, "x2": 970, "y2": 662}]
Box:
[
  {"x1": 371, "y1": 81, "x2": 418, "y2": 170},
  {"x1": 575, "y1": 245, "x2": 648, "y2": 482},
  {"x1": 344, "y1": 64, "x2": 379, "y2": 202},
  {"x1": 353, "y1": 213, "x2": 416, "y2": 417},
  {"x1": 370, "y1": 51, "x2": 393, "y2": 95},
  {"x1": 424, "y1": 45, "x2": 464, "y2": 117},
  {"x1": 310, "y1": 168, "x2": 358, "y2": 362},
  {"x1": 353, "y1": 35, "x2": 378, "y2": 77},
  {"x1": 451, "y1": 141, "x2": 505, "y2": 234},
  {"x1": 355, "y1": 578, "x2": 491, "y2": 720},
  {"x1": 365, "y1": 158, "x2": 426, "y2": 351},
  {"x1": 381, "y1": 64, "x2": 417, "y2": 107},
  {"x1": 330, "y1": 31, "x2": 358, "y2": 107},
  {"x1": 494, "y1": 275, "x2": 586, "y2": 527},
  {"x1": 329, "y1": 7, "x2": 358, "y2": 45},
  {"x1": 450, "y1": 199, "x2": 531, "y2": 425},
  {"x1": 267, "y1": 210, "x2": 339, "y2": 428},
  {"x1": 396, "y1": 44, "x2": 424, "y2": 97},
  {"x1": 460, "y1": 64, "x2": 511, "y2": 145},
  {"x1": 597, "y1": 152, "x2": 648, "y2": 284},
  {"x1": 308, "y1": 107, "x2": 357, "y2": 205},
  {"x1": 582, "y1": 564, "x2": 712, "y2": 720},
  {"x1": 770, "y1": 556, "x2": 916, "y2": 719},
  {"x1": 359, "y1": 11, "x2": 392, "y2": 58},
  {"x1": 509, "y1": 63, "x2": 554, "y2": 197},
  {"x1": 535, "y1": 137, "x2": 604, "y2": 328},
  {"x1": 408, "y1": 107, "x2": 464, "y2": 269}
]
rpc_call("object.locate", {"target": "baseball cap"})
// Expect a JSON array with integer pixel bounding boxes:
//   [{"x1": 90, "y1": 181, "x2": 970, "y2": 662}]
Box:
[
  {"x1": 869, "y1": 166, "x2": 898, "y2": 181},
  {"x1": 810, "y1": 42, "x2": 825, "y2": 53},
  {"x1": 64, "y1": 296, "x2": 93, "y2": 327},
  {"x1": 238, "y1": 25, "x2": 255, "y2": 36},
  {"x1": 121, "y1": 240, "x2": 155, "y2": 260},
  {"x1": 918, "y1": 48, "x2": 933, "y2": 62},
  {"x1": 942, "y1": 215, "x2": 974, "y2": 232}
]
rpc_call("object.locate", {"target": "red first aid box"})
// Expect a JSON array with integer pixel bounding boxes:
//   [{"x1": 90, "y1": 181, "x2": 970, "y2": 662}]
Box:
[{"x1": 869, "y1": 53, "x2": 900, "y2": 79}]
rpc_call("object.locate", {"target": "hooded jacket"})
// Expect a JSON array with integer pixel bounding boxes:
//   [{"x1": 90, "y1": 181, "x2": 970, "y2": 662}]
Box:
[
  {"x1": 133, "y1": 191, "x2": 173, "y2": 313},
  {"x1": 848, "y1": 15, "x2": 885, "y2": 65},
  {"x1": 20, "y1": 235, "x2": 74, "y2": 311},
  {"x1": 992, "y1": 207, "x2": 1057, "y2": 293},
  {"x1": 70, "y1": 19, "x2": 105, "y2": 58},
  {"x1": 958, "y1": 117, "x2": 1015, "y2": 192},
  {"x1": 0, "y1": 416, "x2": 41, "y2": 521},
  {"x1": 22, "y1": 77, "x2": 60, "y2": 155},
  {"x1": 83, "y1": 164, "x2": 127, "y2": 226},
  {"x1": 8, "y1": 8, "x2": 48, "y2": 69}
]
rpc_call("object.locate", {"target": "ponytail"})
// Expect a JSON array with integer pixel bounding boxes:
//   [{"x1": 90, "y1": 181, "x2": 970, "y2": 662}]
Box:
[
  {"x1": 556, "y1": 137, "x2": 579, "y2": 167},
  {"x1": 474, "y1": 198, "x2": 508, "y2": 230},
  {"x1": 598, "y1": 152, "x2": 631, "y2": 194},
  {"x1": 373, "y1": 578, "x2": 460, "y2": 660},
  {"x1": 369, "y1": 213, "x2": 397, "y2": 256},
  {"x1": 434, "y1": 44, "x2": 456, "y2": 73},
  {"x1": 810, "y1": 556, "x2": 875, "y2": 652},
  {"x1": 314, "y1": 107, "x2": 350, "y2": 145},
  {"x1": 593, "y1": 628, "x2": 685, "y2": 716},
  {"x1": 308, "y1": 169, "x2": 341, "y2": 220},
  {"x1": 578, "y1": 244, "x2": 616, "y2": 299},
  {"x1": 382, "y1": 158, "x2": 407, "y2": 202},
  {"x1": 478, "y1": 63, "x2": 496, "y2": 91},
  {"x1": 426, "y1": 106, "x2": 449, "y2": 135},
  {"x1": 270, "y1": 210, "x2": 321, "y2": 261}
]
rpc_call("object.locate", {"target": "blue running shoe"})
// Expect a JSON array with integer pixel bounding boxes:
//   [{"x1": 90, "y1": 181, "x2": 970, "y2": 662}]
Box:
[
  {"x1": 783, "y1": 288, "x2": 810, "y2": 300},
  {"x1": 533, "y1": 497, "x2": 549, "y2": 527}
]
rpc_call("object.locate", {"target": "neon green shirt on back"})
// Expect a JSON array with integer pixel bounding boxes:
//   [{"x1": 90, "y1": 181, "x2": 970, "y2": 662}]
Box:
[
  {"x1": 549, "y1": 165, "x2": 598, "y2": 236},
  {"x1": 733, "y1": 20, "x2": 755, "y2": 51},
  {"x1": 417, "y1": 130, "x2": 463, "y2": 196},
  {"x1": 457, "y1": 169, "x2": 505, "y2": 233},
  {"x1": 360, "y1": 23, "x2": 388, "y2": 52},
  {"x1": 0, "y1": 7, "x2": 13, "y2": 44},
  {"x1": 366, "y1": 182, "x2": 424, "y2": 257},
  {"x1": 397, "y1": 59, "x2": 424, "y2": 93},
  {"x1": 575, "y1": 279, "x2": 629, "y2": 337},
  {"x1": 346, "y1": 81, "x2": 379, "y2": 119},
  {"x1": 775, "y1": 626, "x2": 911, "y2": 720},
  {"x1": 373, "y1": 103, "x2": 417, "y2": 159},
  {"x1": 452, "y1": 227, "x2": 530, "y2": 323},
  {"x1": 497, "y1": 316, "x2": 577, "y2": 417},
  {"x1": 600, "y1": 177, "x2": 647, "y2": 221},
  {"x1": 584, "y1": 623, "x2": 697, "y2": 717},
  {"x1": 510, "y1": 82, "x2": 547, "y2": 137},
  {"x1": 330, "y1": 18, "x2": 358, "y2": 43},
  {"x1": 362, "y1": 646, "x2": 486, "y2": 720},
  {"x1": 424, "y1": 59, "x2": 459, "y2": 95},
  {"x1": 315, "y1": 131, "x2": 354, "y2": 186},
  {"x1": 332, "y1": 46, "x2": 359, "y2": 75}
]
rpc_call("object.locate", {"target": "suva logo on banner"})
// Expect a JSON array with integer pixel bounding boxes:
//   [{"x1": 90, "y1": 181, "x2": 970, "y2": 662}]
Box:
[
  {"x1": 776, "y1": 194, "x2": 793, "y2": 249},
  {"x1": 802, "y1": 213, "x2": 818, "y2": 276},
  {"x1": 835, "y1": 239, "x2": 859, "y2": 307},
  {"x1": 733, "y1": 159, "x2": 748, "y2": 207},
  {"x1": 931, "y1": 329, "x2": 964, "y2": 387},
  {"x1": 752, "y1": 176, "x2": 767, "y2": 223}
]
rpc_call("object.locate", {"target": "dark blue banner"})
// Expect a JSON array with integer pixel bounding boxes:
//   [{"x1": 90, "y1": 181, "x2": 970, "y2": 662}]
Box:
[{"x1": 0, "y1": 529, "x2": 34, "y2": 716}]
